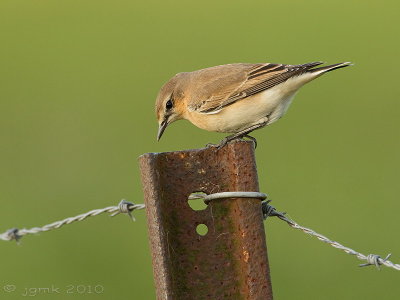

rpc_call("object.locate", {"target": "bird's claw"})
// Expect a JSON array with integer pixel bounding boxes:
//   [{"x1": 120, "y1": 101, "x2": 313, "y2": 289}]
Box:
[
  {"x1": 205, "y1": 142, "x2": 218, "y2": 148},
  {"x1": 204, "y1": 138, "x2": 231, "y2": 149},
  {"x1": 205, "y1": 140, "x2": 229, "y2": 149},
  {"x1": 206, "y1": 135, "x2": 258, "y2": 150},
  {"x1": 243, "y1": 134, "x2": 257, "y2": 148},
  {"x1": 217, "y1": 138, "x2": 230, "y2": 149}
]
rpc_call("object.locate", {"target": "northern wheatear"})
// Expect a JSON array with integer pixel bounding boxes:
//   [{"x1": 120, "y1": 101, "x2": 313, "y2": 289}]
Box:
[{"x1": 155, "y1": 61, "x2": 351, "y2": 147}]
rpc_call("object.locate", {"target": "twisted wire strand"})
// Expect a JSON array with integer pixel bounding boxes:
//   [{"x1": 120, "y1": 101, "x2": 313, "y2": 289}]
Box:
[
  {"x1": 0, "y1": 200, "x2": 145, "y2": 242},
  {"x1": 1, "y1": 192, "x2": 399, "y2": 272},
  {"x1": 262, "y1": 200, "x2": 400, "y2": 271}
]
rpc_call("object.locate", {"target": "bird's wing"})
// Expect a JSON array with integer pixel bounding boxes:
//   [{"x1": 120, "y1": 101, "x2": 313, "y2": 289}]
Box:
[{"x1": 188, "y1": 62, "x2": 323, "y2": 114}]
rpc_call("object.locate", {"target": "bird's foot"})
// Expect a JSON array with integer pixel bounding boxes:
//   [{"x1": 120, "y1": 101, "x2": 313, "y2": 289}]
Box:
[
  {"x1": 206, "y1": 134, "x2": 257, "y2": 149},
  {"x1": 216, "y1": 137, "x2": 231, "y2": 149},
  {"x1": 216, "y1": 134, "x2": 256, "y2": 149},
  {"x1": 205, "y1": 142, "x2": 218, "y2": 148},
  {"x1": 205, "y1": 137, "x2": 234, "y2": 149},
  {"x1": 242, "y1": 134, "x2": 258, "y2": 148}
]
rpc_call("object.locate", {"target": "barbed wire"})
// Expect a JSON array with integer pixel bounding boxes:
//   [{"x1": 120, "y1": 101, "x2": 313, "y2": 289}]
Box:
[
  {"x1": 0, "y1": 194, "x2": 398, "y2": 271},
  {"x1": 0, "y1": 200, "x2": 145, "y2": 242},
  {"x1": 262, "y1": 200, "x2": 400, "y2": 271}
]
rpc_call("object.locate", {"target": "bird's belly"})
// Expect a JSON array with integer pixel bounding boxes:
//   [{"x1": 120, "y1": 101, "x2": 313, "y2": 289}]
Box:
[{"x1": 188, "y1": 88, "x2": 297, "y2": 133}]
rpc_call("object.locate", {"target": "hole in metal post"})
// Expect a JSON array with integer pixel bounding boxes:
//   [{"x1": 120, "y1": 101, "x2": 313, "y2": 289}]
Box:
[
  {"x1": 188, "y1": 192, "x2": 208, "y2": 211},
  {"x1": 196, "y1": 224, "x2": 208, "y2": 236}
]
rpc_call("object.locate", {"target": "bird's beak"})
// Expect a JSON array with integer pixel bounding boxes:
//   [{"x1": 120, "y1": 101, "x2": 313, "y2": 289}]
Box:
[{"x1": 157, "y1": 118, "x2": 168, "y2": 141}]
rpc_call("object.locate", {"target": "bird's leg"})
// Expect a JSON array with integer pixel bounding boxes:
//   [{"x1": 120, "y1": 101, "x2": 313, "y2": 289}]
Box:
[{"x1": 216, "y1": 121, "x2": 268, "y2": 149}]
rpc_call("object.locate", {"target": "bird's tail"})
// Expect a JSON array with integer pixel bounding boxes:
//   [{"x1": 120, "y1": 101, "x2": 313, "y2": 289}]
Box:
[{"x1": 308, "y1": 62, "x2": 353, "y2": 74}]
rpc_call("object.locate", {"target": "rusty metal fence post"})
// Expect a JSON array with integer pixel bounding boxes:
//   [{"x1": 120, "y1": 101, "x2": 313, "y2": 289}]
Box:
[{"x1": 139, "y1": 140, "x2": 273, "y2": 300}]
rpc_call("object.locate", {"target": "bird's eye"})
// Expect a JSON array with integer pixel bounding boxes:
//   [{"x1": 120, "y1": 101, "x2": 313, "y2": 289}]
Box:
[{"x1": 166, "y1": 100, "x2": 173, "y2": 110}]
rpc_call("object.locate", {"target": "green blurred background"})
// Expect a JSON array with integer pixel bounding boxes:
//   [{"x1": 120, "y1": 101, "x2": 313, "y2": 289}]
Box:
[{"x1": 0, "y1": 0, "x2": 399, "y2": 299}]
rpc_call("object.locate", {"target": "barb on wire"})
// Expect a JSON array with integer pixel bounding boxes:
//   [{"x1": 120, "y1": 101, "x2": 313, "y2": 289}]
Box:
[
  {"x1": 262, "y1": 200, "x2": 400, "y2": 271},
  {"x1": 0, "y1": 200, "x2": 145, "y2": 243}
]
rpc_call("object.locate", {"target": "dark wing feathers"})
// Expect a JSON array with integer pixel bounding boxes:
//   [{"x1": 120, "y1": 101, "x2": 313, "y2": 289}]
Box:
[
  {"x1": 195, "y1": 62, "x2": 323, "y2": 113},
  {"x1": 248, "y1": 63, "x2": 281, "y2": 78},
  {"x1": 240, "y1": 62, "x2": 323, "y2": 97}
]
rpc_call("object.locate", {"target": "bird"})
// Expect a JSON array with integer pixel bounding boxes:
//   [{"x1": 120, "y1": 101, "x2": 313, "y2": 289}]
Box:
[{"x1": 155, "y1": 61, "x2": 352, "y2": 147}]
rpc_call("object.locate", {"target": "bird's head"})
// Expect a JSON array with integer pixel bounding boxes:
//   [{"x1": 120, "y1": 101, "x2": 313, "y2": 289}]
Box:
[{"x1": 155, "y1": 73, "x2": 187, "y2": 141}]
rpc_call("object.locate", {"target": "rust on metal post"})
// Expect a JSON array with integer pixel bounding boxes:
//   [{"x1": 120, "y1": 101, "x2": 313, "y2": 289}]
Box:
[{"x1": 139, "y1": 140, "x2": 272, "y2": 300}]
